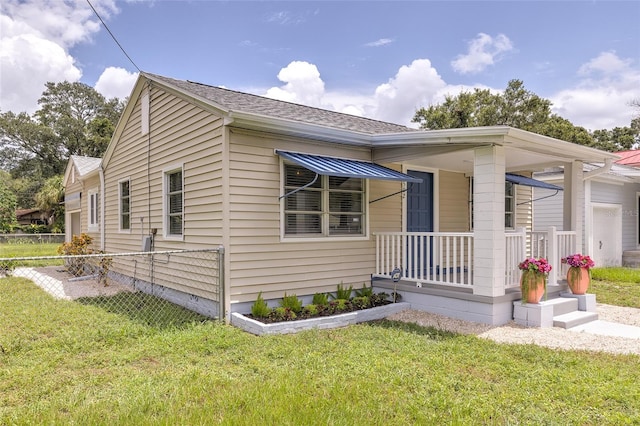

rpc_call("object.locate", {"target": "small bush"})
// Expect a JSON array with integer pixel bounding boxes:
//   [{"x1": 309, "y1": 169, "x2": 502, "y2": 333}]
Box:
[
  {"x1": 280, "y1": 293, "x2": 303, "y2": 314},
  {"x1": 332, "y1": 282, "x2": 353, "y2": 300},
  {"x1": 312, "y1": 292, "x2": 329, "y2": 306},
  {"x1": 269, "y1": 307, "x2": 297, "y2": 321},
  {"x1": 352, "y1": 296, "x2": 370, "y2": 310},
  {"x1": 354, "y1": 283, "x2": 373, "y2": 298},
  {"x1": 251, "y1": 292, "x2": 271, "y2": 318},
  {"x1": 303, "y1": 304, "x2": 319, "y2": 316}
]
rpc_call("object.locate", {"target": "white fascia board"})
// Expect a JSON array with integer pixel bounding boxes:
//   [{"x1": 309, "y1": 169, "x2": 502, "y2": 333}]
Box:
[{"x1": 226, "y1": 110, "x2": 375, "y2": 146}]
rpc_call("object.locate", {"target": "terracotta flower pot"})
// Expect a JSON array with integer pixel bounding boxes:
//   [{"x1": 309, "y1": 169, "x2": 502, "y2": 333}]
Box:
[
  {"x1": 520, "y1": 271, "x2": 546, "y2": 304},
  {"x1": 567, "y1": 266, "x2": 590, "y2": 295}
]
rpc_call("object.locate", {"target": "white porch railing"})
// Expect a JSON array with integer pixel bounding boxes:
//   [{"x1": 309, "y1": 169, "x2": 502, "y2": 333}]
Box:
[
  {"x1": 374, "y1": 226, "x2": 577, "y2": 291},
  {"x1": 374, "y1": 232, "x2": 474, "y2": 288}
]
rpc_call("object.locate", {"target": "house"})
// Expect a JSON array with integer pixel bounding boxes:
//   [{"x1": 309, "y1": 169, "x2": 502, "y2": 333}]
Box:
[
  {"x1": 15, "y1": 208, "x2": 46, "y2": 226},
  {"x1": 534, "y1": 161, "x2": 640, "y2": 267},
  {"x1": 63, "y1": 72, "x2": 618, "y2": 325},
  {"x1": 63, "y1": 155, "x2": 102, "y2": 242}
]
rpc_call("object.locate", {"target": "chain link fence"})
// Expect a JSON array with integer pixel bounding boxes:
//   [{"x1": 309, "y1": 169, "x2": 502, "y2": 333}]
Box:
[{"x1": 0, "y1": 248, "x2": 224, "y2": 327}]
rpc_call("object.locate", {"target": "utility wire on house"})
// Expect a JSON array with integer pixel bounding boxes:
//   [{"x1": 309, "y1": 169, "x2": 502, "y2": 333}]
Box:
[{"x1": 86, "y1": 0, "x2": 141, "y2": 73}]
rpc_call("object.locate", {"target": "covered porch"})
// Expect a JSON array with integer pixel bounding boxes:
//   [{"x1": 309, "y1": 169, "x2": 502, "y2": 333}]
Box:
[{"x1": 369, "y1": 127, "x2": 618, "y2": 324}]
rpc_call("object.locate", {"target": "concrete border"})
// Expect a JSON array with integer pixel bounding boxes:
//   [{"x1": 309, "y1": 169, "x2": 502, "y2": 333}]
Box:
[{"x1": 231, "y1": 302, "x2": 411, "y2": 335}]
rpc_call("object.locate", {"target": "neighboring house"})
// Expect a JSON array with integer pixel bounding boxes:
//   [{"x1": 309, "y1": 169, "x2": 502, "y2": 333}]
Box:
[
  {"x1": 16, "y1": 208, "x2": 45, "y2": 226},
  {"x1": 63, "y1": 155, "x2": 102, "y2": 244},
  {"x1": 63, "y1": 72, "x2": 617, "y2": 325},
  {"x1": 534, "y1": 161, "x2": 640, "y2": 267}
]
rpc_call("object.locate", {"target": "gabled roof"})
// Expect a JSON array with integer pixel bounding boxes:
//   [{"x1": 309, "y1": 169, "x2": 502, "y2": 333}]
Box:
[
  {"x1": 71, "y1": 155, "x2": 101, "y2": 177},
  {"x1": 144, "y1": 73, "x2": 415, "y2": 135}
]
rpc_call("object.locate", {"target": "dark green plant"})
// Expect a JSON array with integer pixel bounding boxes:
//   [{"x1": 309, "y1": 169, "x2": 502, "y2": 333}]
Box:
[
  {"x1": 280, "y1": 293, "x2": 303, "y2": 314},
  {"x1": 352, "y1": 296, "x2": 370, "y2": 310},
  {"x1": 355, "y1": 283, "x2": 373, "y2": 298},
  {"x1": 0, "y1": 260, "x2": 15, "y2": 276},
  {"x1": 251, "y1": 292, "x2": 271, "y2": 318},
  {"x1": 269, "y1": 307, "x2": 296, "y2": 321},
  {"x1": 312, "y1": 292, "x2": 329, "y2": 306},
  {"x1": 303, "y1": 304, "x2": 318, "y2": 316},
  {"x1": 370, "y1": 292, "x2": 390, "y2": 306},
  {"x1": 328, "y1": 299, "x2": 351, "y2": 314},
  {"x1": 332, "y1": 282, "x2": 353, "y2": 300}
]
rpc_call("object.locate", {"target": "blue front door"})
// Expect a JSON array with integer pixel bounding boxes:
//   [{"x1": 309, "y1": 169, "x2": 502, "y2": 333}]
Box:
[
  {"x1": 407, "y1": 171, "x2": 433, "y2": 232},
  {"x1": 406, "y1": 171, "x2": 434, "y2": 277}
]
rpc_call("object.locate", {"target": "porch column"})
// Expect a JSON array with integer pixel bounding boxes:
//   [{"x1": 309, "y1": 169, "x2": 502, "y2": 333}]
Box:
[
  {"x1": 563, "y1": 161, "x2": 584, "y2": 253},
  {"x1": 473, "y1": 145, "x2": 506, "y2": 297}
]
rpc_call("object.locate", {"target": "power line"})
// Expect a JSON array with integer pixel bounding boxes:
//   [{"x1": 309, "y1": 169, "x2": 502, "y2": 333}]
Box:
[{"x1": 86, "y1": 0, "x2": 141, "y2": 73}]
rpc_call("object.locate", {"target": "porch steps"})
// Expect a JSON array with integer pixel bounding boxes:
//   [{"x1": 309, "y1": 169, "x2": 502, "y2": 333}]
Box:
[
  {"x1": 553, "y1": 311, "x2": 599, "y2": 329},
  {"x1": 514, "y1": 294, "x2": 599, "y2": 329}
]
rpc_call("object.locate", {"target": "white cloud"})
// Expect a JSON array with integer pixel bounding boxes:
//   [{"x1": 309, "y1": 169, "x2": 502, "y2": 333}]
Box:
[
  {"x1": 264, "y1": 59, "x2": 448, "y2": 127},
  {"x1": 0, "y1": 0, "x2": 119, "y2": 114},
  {"x1": 265, "y1": 61, "x2": 325, "y2": 107},
  {"x1": 365, "y1": 38, "x2": 394, "y2": 47},
  {"x1": 372, "y1": 59, "x2": 447, "y2": 126},
  {"x1": 551, "y1": 52, "x2": 640, "y2": 130},
  {"x1": 94, "y1": 67, "x2": 138, "y2": 100},
  {"x1": 451, "y1": 33, "x2": 513, "y2": 75}
]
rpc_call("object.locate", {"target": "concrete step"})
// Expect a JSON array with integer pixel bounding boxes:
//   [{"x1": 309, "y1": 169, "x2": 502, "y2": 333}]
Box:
[
  {"x1": 544, "y1": 297, "x2": 578, "y2": 316},
  {"x1": 553, "y1": 311, "x2": 599, "y2": 329}
]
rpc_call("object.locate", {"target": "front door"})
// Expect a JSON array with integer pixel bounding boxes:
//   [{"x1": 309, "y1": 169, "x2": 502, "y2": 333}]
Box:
[{"x1": 406, "y1": 171, "x2": 434, "y2": 277}]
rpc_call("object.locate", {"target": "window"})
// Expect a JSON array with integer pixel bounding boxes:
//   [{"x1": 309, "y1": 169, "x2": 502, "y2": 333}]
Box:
[
  {"x1": 505, "y1": 181, "x2": 515, "y2": 229},
  {"x1": 119, "y1": 179, "x2": 131, "y2": 231},
  {"x1": 164, "y1": 167, "x2": 183, "y2": 238},
  {"x1": 468, "y1": 178, "x2": 516, "y2": 229},
  {"x1": 283, "y1": 164, "x2": 364, "y2": 237},
  {"x1": 88, "y1": 188, "x2": 99, "y2": 232}
]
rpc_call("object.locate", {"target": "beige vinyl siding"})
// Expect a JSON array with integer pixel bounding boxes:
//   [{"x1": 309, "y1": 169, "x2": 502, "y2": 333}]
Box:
[
  {"x1": 82, "y1": 174, "x2": 102, "y2": 249},
  {"x1": 439, "y1": 171, "x2": 470, "y2": 232},
  {"x1": 227, "y1": 130, "x2": 381, "y2": 303},
  {"x1": 102, "y1": 86, "x2": 224, "y2": 300}
]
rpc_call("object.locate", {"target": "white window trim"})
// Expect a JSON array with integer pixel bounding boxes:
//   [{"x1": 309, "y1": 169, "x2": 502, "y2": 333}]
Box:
[
  {"x1": 118, "y1": 178, "x2": 131, "y2": 233},
  {"x1": 279, "y1": 161, "x2": 370, "y2": 242},
  {"x1": 505, "y1": 181, "x2": 516, "y2": 230},
  {"x1": 87, "y1": 187, "x2": 99, "y2": 232},
  {"x1": 163, "y1": 164, "x2": 184, "y2": 240}
]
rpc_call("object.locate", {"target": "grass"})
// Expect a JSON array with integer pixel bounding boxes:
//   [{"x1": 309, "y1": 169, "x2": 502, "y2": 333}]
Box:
[
  {"x1": 1, "y1": 277, "x2": 639, "y2": 424},
  {"x1": 590, "y1": 267, "x2": 640, "y2": 308},
  {"x1": 0, "y1": 242, "x2": 60, "y2": 258}
]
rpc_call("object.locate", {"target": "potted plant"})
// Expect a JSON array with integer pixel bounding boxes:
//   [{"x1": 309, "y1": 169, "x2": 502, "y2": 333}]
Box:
[
  {"x1": 518, "y1": 257, "x2": 552, "y2": 304},
  {"x1": 561, "y1": 254, "x2": 595, "y2": 295}
]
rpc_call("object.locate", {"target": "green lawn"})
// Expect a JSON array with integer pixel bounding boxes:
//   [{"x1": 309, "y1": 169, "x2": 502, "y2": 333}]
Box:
[
  {"x1": 591, "y1": 267, "x2": 640, "y2": 308},
  {"x1": 1, "y1": 276, "x2": 639, "y2": 425}
]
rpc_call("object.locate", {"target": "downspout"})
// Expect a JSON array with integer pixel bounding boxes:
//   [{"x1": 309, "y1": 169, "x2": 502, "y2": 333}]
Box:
[
  {"x1": 583, "y1": 158, "x2": 612, "y2": 181},
  {"x1": 99, "y1": 165, "x2": 106, "y2": 251}
]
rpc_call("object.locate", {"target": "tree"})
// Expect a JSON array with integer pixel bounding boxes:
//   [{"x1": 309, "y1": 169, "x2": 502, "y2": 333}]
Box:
[
  {"x1": 412, "y1": 79, "x2": 594, "y2": 146},
  {"x1": 0, "y1": 171, "x2": 18, "y2": 233},
  {"x1": 35, "y1": 175, "x2": 65, "y2": 231},
  {"x1": 0, "y1": 82, "x2": 123, "y2": 182}
]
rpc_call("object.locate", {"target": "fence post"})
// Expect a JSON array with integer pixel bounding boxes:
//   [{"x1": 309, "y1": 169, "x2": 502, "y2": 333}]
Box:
[
  {"x1": 217, "y1": 245, "x2": 225, "y2": 322},
  {"x1": 547, "y1": 226, "x2": 558, "y2": 286}
]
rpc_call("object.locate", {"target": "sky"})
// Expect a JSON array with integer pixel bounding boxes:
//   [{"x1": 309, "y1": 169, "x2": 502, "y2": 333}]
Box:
[{"x1": 1, "y1": 0, "x2": 639, "y2": 131}]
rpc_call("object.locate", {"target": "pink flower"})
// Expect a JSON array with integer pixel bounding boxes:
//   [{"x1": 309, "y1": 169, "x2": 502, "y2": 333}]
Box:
[
  {"x1": 518, "y1": 257, "x2": 552, "y2": 275},
  {"x1": 561, "y1": 254, "x2": 595, "y2": 269}
]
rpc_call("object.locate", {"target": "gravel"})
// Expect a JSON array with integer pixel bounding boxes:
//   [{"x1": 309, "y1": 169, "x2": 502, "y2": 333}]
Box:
[{"x1": 387, "y1": 304, "x2": 640, "y2": 355}]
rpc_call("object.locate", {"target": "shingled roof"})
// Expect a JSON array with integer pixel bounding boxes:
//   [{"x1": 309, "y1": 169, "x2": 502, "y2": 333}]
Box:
[{"x1": 145, "y1": 73, "x2": 416, "y2": 135}]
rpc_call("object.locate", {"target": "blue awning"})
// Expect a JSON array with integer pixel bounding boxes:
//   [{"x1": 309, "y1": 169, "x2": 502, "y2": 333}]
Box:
[
  {"x1": 276, "y1": 150, "x2": 423, "y2": 183},
  {"x1": 506, "y1": 173, "x2": 563, "y2": 191}
]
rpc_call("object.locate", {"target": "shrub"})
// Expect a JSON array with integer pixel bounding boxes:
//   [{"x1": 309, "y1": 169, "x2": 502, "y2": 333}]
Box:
[
  {"x1": 352, "y1": 296, "x2": 370, "y2": 310},
  {"x1": 251, "y1": 292, "x2": 271, "y2": 318},
  {"x1": 269, "y1": 307, "x2": 296, "y2": 321},
  {"x1": 303, "y1": 304, "x2": 319, "y2": 316},
  {"x1": 332, "y1": 282, "x2": 353, "y2": 300},
  {"x1": 57, "y1": 233, "x2": 94, "y2": 276},
  {"x1": 355, "y1": 283, "x2": 373, "y2": 298},
  {"x1": 312, "y1": 292, "x2": 329, "y2": 306},
  {"x1": 280, "y1": 293, "x2": 303, "y2": 314}
]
